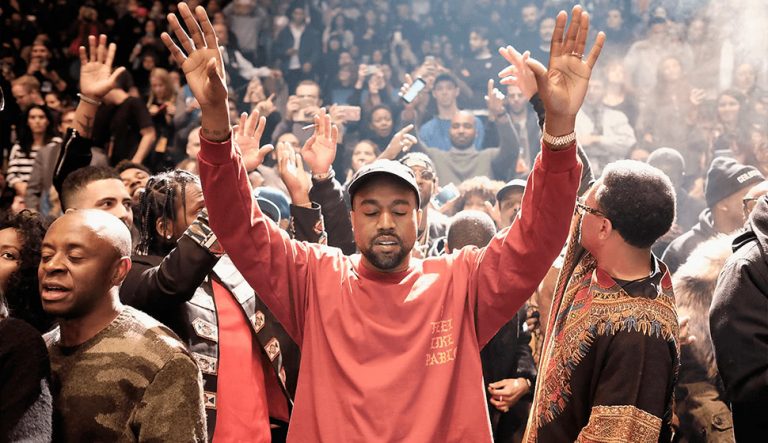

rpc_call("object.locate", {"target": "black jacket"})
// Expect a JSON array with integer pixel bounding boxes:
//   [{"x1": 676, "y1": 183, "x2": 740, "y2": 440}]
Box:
[
  {"x1": 662, "y1": 209, "x2": 718, "y2": 274},
  {"x1": 480, "y1": 306, "x2": 536, "y2": 441},
  {"x1": 710, "y1": 196, "x2": 768, "y2": 442}
]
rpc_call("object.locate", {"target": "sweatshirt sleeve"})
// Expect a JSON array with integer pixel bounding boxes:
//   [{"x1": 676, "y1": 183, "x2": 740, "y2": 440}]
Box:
[
  {"x1": 197, "y1": 135, "x2": 322, "y2": 344},
  {"x1": 471, "y1": 142, "x2": 581, "y2": 348}
]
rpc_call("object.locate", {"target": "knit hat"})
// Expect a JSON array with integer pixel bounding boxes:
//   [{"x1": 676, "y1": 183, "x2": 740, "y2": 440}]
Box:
[
  {"x1": 705, "y1": 157, "x2": 764, "y2": 207},
  {"x1": 254, "y1": 187, "x2": 291, "y2": 220}
]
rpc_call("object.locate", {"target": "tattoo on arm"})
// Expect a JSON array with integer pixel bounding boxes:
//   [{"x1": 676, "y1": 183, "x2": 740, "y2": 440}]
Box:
[{"x1": 77, "y1": 115, "x2": 94, "y2": 136}]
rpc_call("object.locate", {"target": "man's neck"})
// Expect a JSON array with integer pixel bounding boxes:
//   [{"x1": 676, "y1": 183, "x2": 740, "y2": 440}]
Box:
[
  {"x1": 418, "y1": 205, "x2": 430, "y2": 235},
  {"x1": 712, "y1": 212, "x2": 740, "y2": 235},
  {"x1": 596, "y1": 244, "x2": 653, "y2": 281},
  {"x1": 436, "y1": 103, "x2": 458, "y2": 120},
  {"x1": 474, "y1": 49, "x2": 491, "y2": 60},
  {"x1": 58, "y1": 293, "x2": 123, "y2": 347},
  {"x1": 509, "y1": 108, "x2": 527, "y2": 122}
]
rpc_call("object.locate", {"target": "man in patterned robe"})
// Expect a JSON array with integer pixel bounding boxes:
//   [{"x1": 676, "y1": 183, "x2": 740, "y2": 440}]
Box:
[{"x1": 525, "y1": 160, "x2": 680, "y2": 442}]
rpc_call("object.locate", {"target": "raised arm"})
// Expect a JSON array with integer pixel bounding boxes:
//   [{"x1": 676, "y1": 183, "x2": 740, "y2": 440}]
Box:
[
  {"x1": 487, "y1": 79, "x2": 521, "y2": 180},
  {"x1": 161, "y1": 3, "x2": 338, "y2": 343},
  {"x1": 53, "y1": 34, "x2": 125, "y2": 196},
  {"x1": 473, "y1": 6, "x2": 604, "y2": 347}
]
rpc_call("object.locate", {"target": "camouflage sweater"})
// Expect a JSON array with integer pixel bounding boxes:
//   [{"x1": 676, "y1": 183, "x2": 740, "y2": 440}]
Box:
[{"x1": 45, "y1": 306, "x2": 207, "y2": 442}]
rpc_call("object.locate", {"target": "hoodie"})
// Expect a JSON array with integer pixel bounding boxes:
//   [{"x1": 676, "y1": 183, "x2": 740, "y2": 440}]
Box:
[{"x1": 662, "y1": 209, "x2": 718, "y2": 274}]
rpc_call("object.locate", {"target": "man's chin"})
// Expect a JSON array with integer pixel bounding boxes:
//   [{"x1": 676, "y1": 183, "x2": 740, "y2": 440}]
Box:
[{"x1": 364, "y1": 249, "x2": 407, "y2": 271}]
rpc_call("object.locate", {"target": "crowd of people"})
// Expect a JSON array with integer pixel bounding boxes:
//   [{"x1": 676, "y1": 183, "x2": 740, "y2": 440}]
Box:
[{"x1": 1, "y1": 0, "x2": 767, "y2": 442}]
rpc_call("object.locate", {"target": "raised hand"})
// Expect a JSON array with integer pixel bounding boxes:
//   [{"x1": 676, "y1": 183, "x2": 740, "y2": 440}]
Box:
[
  {"x1": 161, "y1": 2, "x2": 229, "y2": 141},
  {"x1": 499, "y1": 5, "x2": 605, "y2": 137},
  {"x1": 498, "y1": 48, "x2": 538, "y2": 100},
  {"x1": 485, "y1": 79, "x2": 506, "y2": 119},
  {"x1": 79, "y1": 34, "x2": 126, "y2": 99},
  {"x1": 301, "y1": 108, "x2": 339, "y2": 175},
  {"x1": 277, "y1": 142, "x2": 312, "y2": 207},
  {"x1": 233, "y1": 111, "x2": 273, "y2": 171},
  {"x1": 379, "y1": 124, "x2": 417, "y2": 160}
]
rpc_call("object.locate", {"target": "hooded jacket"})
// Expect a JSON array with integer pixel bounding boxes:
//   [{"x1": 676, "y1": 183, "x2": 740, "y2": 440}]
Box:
[{"x1": 663, "y1": 209, "x2": 718, "y2": 274}]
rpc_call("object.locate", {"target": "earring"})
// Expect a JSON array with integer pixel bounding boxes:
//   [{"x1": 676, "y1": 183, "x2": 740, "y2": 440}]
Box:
[{"x1": 166, "y1": 234, "x2": 172, "y2": 239}]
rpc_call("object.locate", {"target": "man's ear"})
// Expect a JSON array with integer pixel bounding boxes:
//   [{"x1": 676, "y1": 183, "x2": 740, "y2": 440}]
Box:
[
  {"x1": 599, "y1": 217, "x2": 613, "y2": 240},
  {"x1": 112, "y1": 257, "x2": 132, "y2": 287},
  {"x1": 155, "y1": 217, "x2": 170, "y2": 240}
]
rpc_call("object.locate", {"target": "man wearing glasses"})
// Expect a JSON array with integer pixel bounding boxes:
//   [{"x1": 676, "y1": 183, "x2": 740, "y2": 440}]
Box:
[
  {"x1": 526, "y1": 160, "x2": 680, "y2": 442},
  {"x1": 400, "y1": 152, "x2": 449, "y2": 258}
]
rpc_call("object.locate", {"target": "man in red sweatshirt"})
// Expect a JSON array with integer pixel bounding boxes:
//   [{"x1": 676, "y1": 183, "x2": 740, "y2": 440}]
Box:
[{"x1": 162, "y1": 3, "x2": 604, "y2": 441}]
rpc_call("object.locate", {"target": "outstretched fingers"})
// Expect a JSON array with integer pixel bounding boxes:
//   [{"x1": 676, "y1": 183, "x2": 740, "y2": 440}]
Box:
[
  {"x1": 195, "y1": 5, "x2": 218, "y2": 49},
  {"x1": 549, "y1": 11, "x2": 568, "y2": 57},
  {"x1": 96, "y1": 35, "x2": 107, "y2": 64},
  {"x1": 573, "y1": 11, "x2": 590, "y2": 58},
  {"x1": 562, "y1": 5, "x2": 583, "y2": 55},
  {"x1": 178, "y1": 2, "x2": 206, "y2": 50},
  {"x1": 161, "y1": 32, "x2": 187, "y2": 65},
  {"x1": 105, "y1": 42, "x2": 117, "y2": 68},
  {"x1": 585, "y1": 31, "x2": 606, "y2": 69},
  {"x1": 88, "y1": 35, "x2": 98, "y2": 63},
  {"x1": 167, "y1": 12, "x2": 194, "y2": 56},
  {"x1": 253, "y1": 114, "x2": 267, "y2": 141}
]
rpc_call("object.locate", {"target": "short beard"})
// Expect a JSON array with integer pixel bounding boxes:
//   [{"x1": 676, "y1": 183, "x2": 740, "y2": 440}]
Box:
[{"x1": 362, "y1": 238, "x2": 409, "y2": 271}]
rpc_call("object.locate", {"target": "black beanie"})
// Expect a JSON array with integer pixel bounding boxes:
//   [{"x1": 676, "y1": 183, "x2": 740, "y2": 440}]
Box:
[{"x1": 705, "y1": 157, "x2": 764, "y2": 207}]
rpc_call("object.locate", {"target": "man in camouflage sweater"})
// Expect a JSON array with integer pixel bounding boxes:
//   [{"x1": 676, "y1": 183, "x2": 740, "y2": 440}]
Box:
[{"x1": 40, "y1": 210, "x2": 206, "y2": 442}]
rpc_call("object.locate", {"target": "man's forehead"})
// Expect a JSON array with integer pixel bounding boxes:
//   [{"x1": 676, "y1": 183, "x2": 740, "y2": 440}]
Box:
[
  {"x1": 120, "y1": 168, "x2": 147, "y2": 179},
  {"x1": 81, "y1": 179, "x2": 131, "y2": 200}
]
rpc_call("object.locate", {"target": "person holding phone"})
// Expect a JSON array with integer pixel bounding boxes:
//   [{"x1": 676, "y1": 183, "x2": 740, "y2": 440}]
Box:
[{"x1": 164, "y1": 3, "x2": 601, "y2": 441}]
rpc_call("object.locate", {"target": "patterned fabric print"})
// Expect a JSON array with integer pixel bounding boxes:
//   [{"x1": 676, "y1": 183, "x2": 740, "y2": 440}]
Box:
[
  {"x1": 185, "y1": 209, "x2": 225, "y2": 257},
  {"x1": 577, "y1": 405, "x2": 662, "y2": 443},
  {"x1": 527, "y1": 251, "x2": 679, "y2": 438}
]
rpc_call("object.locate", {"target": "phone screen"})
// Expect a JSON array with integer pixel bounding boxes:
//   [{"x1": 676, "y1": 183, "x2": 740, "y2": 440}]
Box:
[{"x1": 401, "y1": 78, "x2": 427, "y2": 104}]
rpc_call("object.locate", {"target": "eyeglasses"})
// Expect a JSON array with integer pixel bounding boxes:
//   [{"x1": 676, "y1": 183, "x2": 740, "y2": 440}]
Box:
[
  {"x1": 575, "y1": 201, "x2": 607, "y2": 218},
  {"x1": 409, "y1": 168, "x2": 434, "y2": 181},
  {"x1": 743, "y1": 197, "x2": 761, "y2": 214}
]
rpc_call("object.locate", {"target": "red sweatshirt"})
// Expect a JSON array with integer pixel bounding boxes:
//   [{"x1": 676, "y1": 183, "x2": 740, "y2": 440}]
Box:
[{"x1": 198, "y1": 136, "x2": 580, "y2": 442}]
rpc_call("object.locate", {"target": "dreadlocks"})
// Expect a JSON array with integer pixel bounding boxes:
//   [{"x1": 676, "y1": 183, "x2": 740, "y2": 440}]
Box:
[{"x1": 136, "y1": 170, "x2": 200, "y2": 256}]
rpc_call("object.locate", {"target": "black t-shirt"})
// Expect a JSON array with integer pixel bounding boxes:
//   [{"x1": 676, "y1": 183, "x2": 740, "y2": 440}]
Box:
[{"x1": 108, "y1": 96, "x2": 153, "y2": 165}]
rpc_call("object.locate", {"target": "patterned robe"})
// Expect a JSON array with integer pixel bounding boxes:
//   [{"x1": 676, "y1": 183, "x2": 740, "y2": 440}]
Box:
[{"x1": 525, "y1": 218, "x2": 680, "y2": 442}]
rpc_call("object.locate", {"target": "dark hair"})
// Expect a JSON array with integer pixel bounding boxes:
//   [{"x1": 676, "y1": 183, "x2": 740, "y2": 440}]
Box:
[
  {"x1": 61, "y1": 166, "x2": 120, "y2": 209},
  {"x1": 115, "y1": 160, "x2": 150, "y2": 175},
  {"x1": 596, "y1": 160, "x2": 676, "y2": 248},
  {"x1": 469, "y1": 26, "x2": 489, "y2": 41},
  {"x1": 17, "y1": 104, "x2": 57, "y2": 154},
  {"x1": 0, "y1": 210, "x2": 51, "y2": 331},
  {"x1": 447, "y1": 210, "x2": 497, "y2": 251},
  {"x1": 433, "y1": 73, "x2": 457, "y2": 88},
  {"x1": 137, "y1": 170, "x2": 200, "y2": 256}
]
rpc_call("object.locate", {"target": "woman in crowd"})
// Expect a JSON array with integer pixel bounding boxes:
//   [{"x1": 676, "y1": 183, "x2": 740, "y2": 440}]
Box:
[
  {"x1": 637, "y1": 55, "x2": 698, "y2": 150},
  {"x1": 713, "y1": 89, "x2": 749, "y2": 153},
  {"x1": 146, "y1": 68, "x2": 178, "y2": 168},
  {"x1": 343, "y1": 139, "x2": 380, "y2": 184},
  {"x1": 601, "y1": 58, "x2": 639, "y2": 127},
  {"x1": 6, "y1": 105, "x2": 58, "y2": 202}
]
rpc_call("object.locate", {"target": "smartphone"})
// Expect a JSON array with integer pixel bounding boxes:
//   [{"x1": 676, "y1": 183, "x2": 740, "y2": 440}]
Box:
[
  {"x1": 401, "y1": 77, "x2": 427, "y2": 104},
  {"x1": 435, "y1": 183, "x2": 459, "y2": 206},
  {"x1": 335, "y1": 105, "x2": 361, "y2": 122}
]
